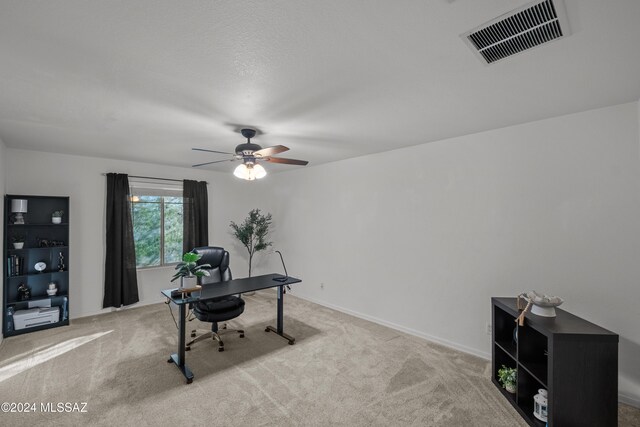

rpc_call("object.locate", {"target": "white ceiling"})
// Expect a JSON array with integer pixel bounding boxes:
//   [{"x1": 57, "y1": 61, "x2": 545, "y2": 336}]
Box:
[{"x1": 1, "y1": 0, "x2": 639, "y2": 173}]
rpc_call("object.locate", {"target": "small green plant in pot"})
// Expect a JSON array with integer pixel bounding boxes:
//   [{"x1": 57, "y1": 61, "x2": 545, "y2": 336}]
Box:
[
  {"x1": 171, "y1": 251, "x2": 211, "y2": 289},
  {"x1": 52, "y1": 210, "x2": 64, "y2": 224},
  {"x1": 498, "y1": 365, "x2": 517, "y2": 393},
  {"x1": 11, "y1": 234, "x2": 26, "y2": 249}
]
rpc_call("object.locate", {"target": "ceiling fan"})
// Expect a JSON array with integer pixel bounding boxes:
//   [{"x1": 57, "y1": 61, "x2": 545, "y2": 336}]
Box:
[{"x1": 192, "y1": 128, "x2": 309, "y2": 180}]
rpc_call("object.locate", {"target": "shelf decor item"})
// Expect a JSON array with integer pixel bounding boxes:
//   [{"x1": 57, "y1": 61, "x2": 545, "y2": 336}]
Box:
[
  {"x1": 11, "y1": 199, "x2": 28, "y2": 224},
  {"x1": 37, "y1": 237, "x2": 65, "y2": 248},
  {"x1": 11, "y1": 235, "x2": 25, "y2": 249},
  {"x1": 58, "y1": 251, "x2": 65, "y2": 272},
  {"x1": 34, "y1": 261, "x2": 47, "y2": 273},
  {"x1": 51, "y1": 210, "x2": 64, "y2": 224},
  {"x1": 47, "y1": 282, "x2": 58, "y2": 296},
  {"x1": 533, "y1": 388, "x2": 548, "y2": 422},
  {"x1": 497, "y1": 365, "x2": 517, "y2": 393},
  {"x1": 17, "y1": 283, "x2": 31, "y2": 301},
  {"x1": 518, "y1": 290, "x2": 564, "y2": 317}
]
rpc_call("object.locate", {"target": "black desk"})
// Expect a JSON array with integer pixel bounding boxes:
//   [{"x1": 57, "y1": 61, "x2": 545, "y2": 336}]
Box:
[{"x1": 161, "y1": 273, "x2": 302, "y2": 384}]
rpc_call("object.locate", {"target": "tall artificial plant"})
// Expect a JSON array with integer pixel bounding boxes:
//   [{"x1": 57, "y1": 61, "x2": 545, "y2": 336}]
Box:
[{"x1": 230, "y1": 209, "x2": 273, "y2": 277}]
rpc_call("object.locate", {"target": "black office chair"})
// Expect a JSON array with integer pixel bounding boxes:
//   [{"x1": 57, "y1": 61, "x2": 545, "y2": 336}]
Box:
[{"x1": 185, "y1": 246, "x2": 245, "y2": 352}]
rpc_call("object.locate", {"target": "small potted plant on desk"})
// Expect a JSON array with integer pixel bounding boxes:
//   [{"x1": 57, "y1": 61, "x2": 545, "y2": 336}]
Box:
[
  {"x1": 171, "y1": 251, "x2": 211, "y2": 295},
  {"x1": 11, "y1": 234, "x2": 25, "y2": 249},
  {"x1": 51, "y1": 210, "x2": 64, "y2": 224},
  {"x1": 498, "y1": 365, "x2": 517, "y2": 394}
]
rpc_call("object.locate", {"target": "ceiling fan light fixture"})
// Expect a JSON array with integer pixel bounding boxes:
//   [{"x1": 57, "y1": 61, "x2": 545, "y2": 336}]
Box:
[
  {"x1": 193, "y1": 126, "x2": 308, "y2": 173},
  {"x1": 234, "y1": 163, "x2": 266, "y2": 181}
]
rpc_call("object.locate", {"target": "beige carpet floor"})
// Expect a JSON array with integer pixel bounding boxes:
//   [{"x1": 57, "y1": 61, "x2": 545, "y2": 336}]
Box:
[{"x1": 0, "y1": 291, "x2": 638, "y2": 426}]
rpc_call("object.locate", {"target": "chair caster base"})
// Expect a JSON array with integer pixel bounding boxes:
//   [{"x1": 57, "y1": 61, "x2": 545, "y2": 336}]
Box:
[{"x1": 188, "y1": 326, "x2": 243, "y2": 352}]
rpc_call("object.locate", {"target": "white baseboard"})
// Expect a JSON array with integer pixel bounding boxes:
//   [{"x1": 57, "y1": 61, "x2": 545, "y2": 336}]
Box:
[
  {"x1": 294, "y1": 293, "x2": 490, "y2": 360},
  {"x1": 293, "y1": 293, "x2": 640, "y2": 409},
  {"x1": 73, "y1": 296, "x2": 166, "y2": 320},
  {"x1": 619, "y1": 393, "x2": 640, "y2": 409}
]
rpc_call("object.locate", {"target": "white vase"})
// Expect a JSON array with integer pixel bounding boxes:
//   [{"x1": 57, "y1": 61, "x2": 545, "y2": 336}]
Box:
[
  {"x1": 13, "y1": 242, "x2": 24, "y2": 249},
  {"x1": 52, "y1": 217, "x2": 62, "y2": 224},
  {"x1": 506, "y1": 383, "x2": 516, "y2": 394}
]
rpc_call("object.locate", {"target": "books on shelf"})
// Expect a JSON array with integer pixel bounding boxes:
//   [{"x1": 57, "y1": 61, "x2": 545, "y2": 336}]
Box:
[{"x1": 6, "y1": 255, "x2": 24, "y2": 277}]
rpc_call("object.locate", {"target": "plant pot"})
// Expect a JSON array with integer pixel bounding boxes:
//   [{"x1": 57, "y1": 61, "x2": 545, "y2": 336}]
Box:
[
  {"x1": 13, "y1": 242, "x2": 24, "y2": 249},
  {"x1": 179, "y1": 275, "x2": 197, "y2": 290},
  {"x1": 505, "y1": 383, "x2": 516, "y2": 394},
  {"x1": 52, "y1": 217, "x2": 62, "y2": 224}
]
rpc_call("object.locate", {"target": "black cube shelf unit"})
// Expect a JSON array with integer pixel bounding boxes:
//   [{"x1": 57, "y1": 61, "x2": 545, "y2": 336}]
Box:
[
  {"x1": 491, "y1": 297, "x2": 618, "y2": 426},
  {"x1": 3, "y1": 195, "x2": 70, "y2": 337}
]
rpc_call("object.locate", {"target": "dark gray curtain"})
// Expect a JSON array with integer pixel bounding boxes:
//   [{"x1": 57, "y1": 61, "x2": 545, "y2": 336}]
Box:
[
  {"x1": 183, "y1": 180, "x2": 209, "y2": 254},
  {"x1": 103, "y1": 173, "x2": 139, "y2": 308}
]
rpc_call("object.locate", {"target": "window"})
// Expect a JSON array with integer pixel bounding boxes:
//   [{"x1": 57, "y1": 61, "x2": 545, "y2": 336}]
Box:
[{"x1": 130, "y1": 181, "x2": 183, "y2": 268}]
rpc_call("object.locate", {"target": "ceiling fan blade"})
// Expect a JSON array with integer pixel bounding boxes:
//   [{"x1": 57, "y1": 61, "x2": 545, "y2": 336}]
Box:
[
  {"x1": 253, "y1": 145, "x2": 289, "y2": 158},
  {"x1": 192, "y1": 148, "x2": 235, "y2": 155},
  {"x1": 192, "y1": 158, "x2": 236, "y2": 167},
  {"x1": 265, "y1": 157, "x2": 309, "y2": 166}
]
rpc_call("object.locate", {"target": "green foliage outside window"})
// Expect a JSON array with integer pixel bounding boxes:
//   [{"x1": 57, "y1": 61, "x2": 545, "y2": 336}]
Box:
[
  {"x1": 163, "y1": 197, "x2": 183, "y2": 264},
  {"x1": 132, "y1": 195, "x2": 183, "y2": 268}
]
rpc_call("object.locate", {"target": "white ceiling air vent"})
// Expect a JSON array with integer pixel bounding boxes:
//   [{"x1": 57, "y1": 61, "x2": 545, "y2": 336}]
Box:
[{"x1": 461, "y1": 0, "x2": 571, "y2": 65}]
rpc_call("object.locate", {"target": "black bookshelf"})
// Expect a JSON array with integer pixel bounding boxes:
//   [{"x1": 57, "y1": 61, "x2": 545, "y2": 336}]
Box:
[
  {"x1": 491, "y1": 297, "x2": 618, "y2": 426},
  {"x1": 3, "y1": 195, "x2": 70, "y2": 337}
]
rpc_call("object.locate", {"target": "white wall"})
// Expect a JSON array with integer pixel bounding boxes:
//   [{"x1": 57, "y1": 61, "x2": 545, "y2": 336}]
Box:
[
  {"x1": 258, "y1": 102, "x2": 640, "y2": 405},
  {"x1": 4, "y1": 149, "x2": 263, "y2": 318}
]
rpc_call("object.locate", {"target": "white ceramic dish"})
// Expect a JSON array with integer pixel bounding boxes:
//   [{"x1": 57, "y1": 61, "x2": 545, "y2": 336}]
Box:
[{"x1": 523, "y1": 291, "x2": 563, "y2": 317}]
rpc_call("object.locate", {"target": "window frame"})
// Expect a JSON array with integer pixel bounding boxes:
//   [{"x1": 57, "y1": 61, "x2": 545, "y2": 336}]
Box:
[{"x1": 129, "y1": 181, "x2": 183, "y2": 270}]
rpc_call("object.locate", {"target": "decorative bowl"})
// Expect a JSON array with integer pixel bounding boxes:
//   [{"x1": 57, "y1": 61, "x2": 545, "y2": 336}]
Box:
[{"x1": 524, "y1": 291, "x2": 563, "y2": 317}]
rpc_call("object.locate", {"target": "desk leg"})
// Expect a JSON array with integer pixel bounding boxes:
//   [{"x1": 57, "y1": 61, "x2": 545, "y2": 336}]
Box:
[
  {"x1": 265, "y1": 285, "x2": 295, "y2": 345},
  {"x1": 167, "y1": 303, "x2": 194, "y2": 384}
]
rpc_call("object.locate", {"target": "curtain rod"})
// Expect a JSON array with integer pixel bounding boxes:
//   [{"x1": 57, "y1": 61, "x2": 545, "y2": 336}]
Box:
[{"x1": 101, "y1": 173, "x2": 208, "y2": 184}]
